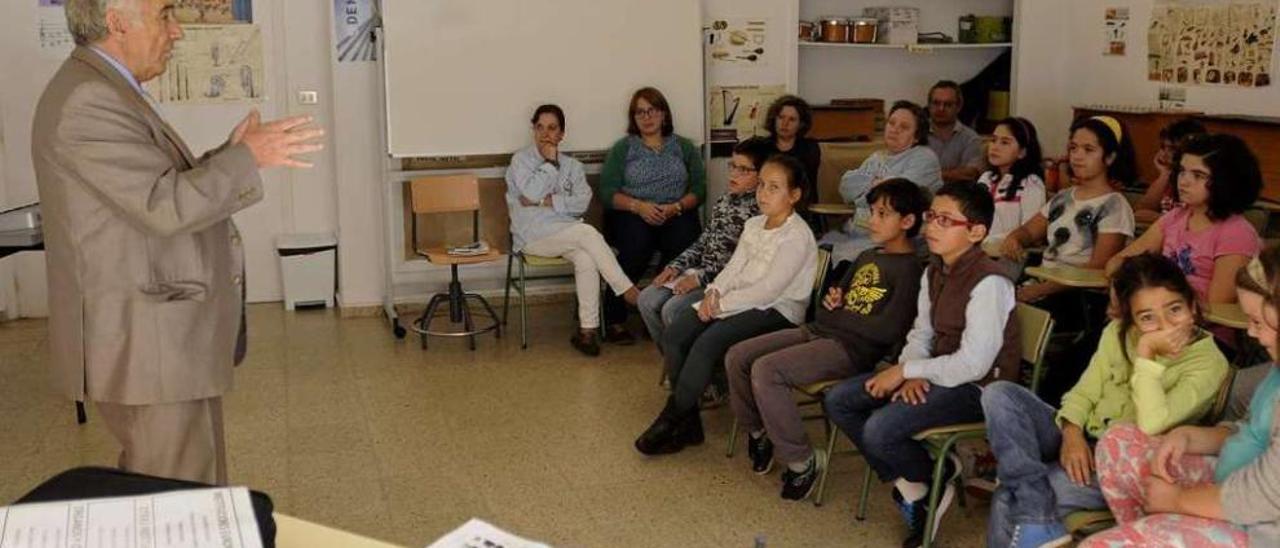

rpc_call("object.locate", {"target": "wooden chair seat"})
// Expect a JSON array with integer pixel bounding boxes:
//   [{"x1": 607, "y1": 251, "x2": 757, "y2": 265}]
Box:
[
  {"x1": 522, "y1": 253, "x2": 571, "y2": 267},
  {"x1": 797, "y1": 379, "x2": 844, "y2": 398}
]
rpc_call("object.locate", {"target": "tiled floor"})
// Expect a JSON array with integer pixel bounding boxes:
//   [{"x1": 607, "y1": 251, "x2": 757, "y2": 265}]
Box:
[{"x1": 0, "y1": 302, "x2": 990, "y2": 547}]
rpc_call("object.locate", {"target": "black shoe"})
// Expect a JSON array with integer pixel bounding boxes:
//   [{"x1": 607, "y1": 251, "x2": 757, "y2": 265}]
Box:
[
  {"x1": 674, "y1": 407, "x2": 704, "y2": 446},
  {"x1": 603, "y1": 325, "x2": 636, "y2": 345},
  {"x1": 635, "y1": 398, "x2": 685, "y2": 455},
  {"x1": 897, "y1": 454, "x2": 961, "y2": 548},
  {"x1": 780, "y1": 449, "x2": 826, "y2": 501},
  {"x1": 747, "y1": 433, "x2": 774, "y2": 475},
  {"x1": 569, "y1": 331, "x2": 601, "y2": 356}
]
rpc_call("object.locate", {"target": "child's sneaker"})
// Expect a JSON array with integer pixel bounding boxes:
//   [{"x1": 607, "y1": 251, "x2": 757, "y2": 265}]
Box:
[
  {"x1": 1008, "y1": 522, "x2": 1070, "y2": 548},
  {"x1": 779, "y1": 449, "x2": 826, "y2": 501},
  {"x1": 747, "y1": 433, "x2": 774, "y2": 475}
]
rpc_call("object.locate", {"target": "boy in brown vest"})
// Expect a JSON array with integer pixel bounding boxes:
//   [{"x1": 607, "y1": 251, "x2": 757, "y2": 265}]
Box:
[{"x1": 824, "y1": 181, "x2": 1020, "y2": 548}]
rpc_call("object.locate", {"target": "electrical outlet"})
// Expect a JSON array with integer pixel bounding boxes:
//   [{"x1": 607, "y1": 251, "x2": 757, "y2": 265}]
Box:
[{"x1": 298, "y1": 91, "x2": 319, "y2": 105}]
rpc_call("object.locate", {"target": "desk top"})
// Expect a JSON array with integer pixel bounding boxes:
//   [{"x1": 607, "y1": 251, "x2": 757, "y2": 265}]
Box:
[
  {"x1": 276, "y1": 513, "x2": 405, "y2": 548},
  {"x1": 809, "y1": 203, "x2": 855, "y2": 216},
  {"x1": 1025, "y1": 265, "x2": 1108, "y2": 288},
  {"x1": 1206, "y1": 303, "x2": 1249, "y2": 330}
]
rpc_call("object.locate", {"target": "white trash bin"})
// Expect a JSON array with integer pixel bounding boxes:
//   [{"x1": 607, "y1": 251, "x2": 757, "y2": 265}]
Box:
[{"x1": 276, "y1": 232, "x2": 337, "y2": 310}]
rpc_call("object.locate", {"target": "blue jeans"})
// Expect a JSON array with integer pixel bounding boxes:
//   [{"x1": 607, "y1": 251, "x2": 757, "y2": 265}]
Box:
[
  {"x1": 824, "y1": 372, "x2": 984, "y2": 483},
  {"x1": 637, "y1": 285, "x2": 704, "y2": 346},
  {"x1": 982, "y1": 381, "x2": 1107, "y2": 548}
]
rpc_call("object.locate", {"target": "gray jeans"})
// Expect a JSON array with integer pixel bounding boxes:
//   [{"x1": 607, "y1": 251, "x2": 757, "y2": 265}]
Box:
[{"x1": 637, "y1": 285, "x2": 704, "y2": 345}]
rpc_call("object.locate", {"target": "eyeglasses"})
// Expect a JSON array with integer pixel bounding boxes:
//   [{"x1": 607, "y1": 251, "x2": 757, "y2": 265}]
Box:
[
  {"x1": 728, "y1": 164, "x2": 757, "y2": 174},
  {"x1": 634, "y1": 107, "x2": 661, "y2": 119},
  {"x1": 923, "y1": 210, "x2": 979, "y2": 229}
]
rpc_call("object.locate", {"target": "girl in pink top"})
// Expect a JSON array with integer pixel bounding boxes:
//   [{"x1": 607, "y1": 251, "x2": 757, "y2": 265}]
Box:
[{"x1": 1106, "y1": 134, "x2": 1262, "y2": 308}]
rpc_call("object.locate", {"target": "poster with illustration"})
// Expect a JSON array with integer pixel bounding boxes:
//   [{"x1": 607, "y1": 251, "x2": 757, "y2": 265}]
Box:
[
  {"x1": 706, "y1": 18, "x2": 771, "y2": 68},
  {"x1": 175, "y1": 0, "x2": 253, "y2": 24},
  {"x1": 145, "y1": 25, "x2": 265, "y2": 104},
  {"x1": 1148, "y1": 0, "x2": 1277, "y2": 87},
  {"x1": 708, "y1": 85, "x2": 786, "y2": 142},
  {"x1": 1105, "y1": 7, "x2": 1130, "y2": 55}
]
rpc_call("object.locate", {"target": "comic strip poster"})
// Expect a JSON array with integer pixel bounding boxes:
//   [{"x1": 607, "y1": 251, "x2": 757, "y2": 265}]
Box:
[{"x1": 1148, "y1": 0, "x2": 1277, "y2": 87}]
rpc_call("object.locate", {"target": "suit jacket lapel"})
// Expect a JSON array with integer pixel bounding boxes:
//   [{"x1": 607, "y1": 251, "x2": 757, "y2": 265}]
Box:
[{"x1": 71, "y1": 47, "x2": 197, "y2": 168}]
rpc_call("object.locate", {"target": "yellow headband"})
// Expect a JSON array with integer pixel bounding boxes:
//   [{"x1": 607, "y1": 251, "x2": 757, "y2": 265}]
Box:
[{"x1": 1090, "y1": 116, "x2": 1123, "y2": 143}]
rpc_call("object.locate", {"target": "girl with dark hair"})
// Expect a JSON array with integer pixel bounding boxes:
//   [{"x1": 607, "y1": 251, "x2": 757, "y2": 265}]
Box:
[
  {"x1": 1106, "y1": 134, "x2": 1262, "y2": 316},
  {"x1": 978, "y1": 117, "x2": 1046, "y2": 241},
  {"x1": 981, "y1": 253, "x2": 1228, "y2": 548},
  {"x1": 598, "y1": 87, "x2": 706, "y2": 344},
  {"x1": 1134, "y1": 118, "x2": 1208, "y2": 224},
  {"x1": 1084, "y1": 247, "x2": 1280, "y2": 548},
  {"x1": 636, "y1": 154, "x2": 816, "y2": 456},
  {"x1": 764, "y1": 95, "x2": 821, "y2": 199},
  {"x1": 1001, "y1": 116, "x2": 1138, "y2": 303}
]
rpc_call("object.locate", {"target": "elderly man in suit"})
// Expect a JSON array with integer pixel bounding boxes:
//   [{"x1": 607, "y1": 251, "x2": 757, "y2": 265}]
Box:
[{"x1": 32, "y1": 0, "x2": 323, "y2": 484}]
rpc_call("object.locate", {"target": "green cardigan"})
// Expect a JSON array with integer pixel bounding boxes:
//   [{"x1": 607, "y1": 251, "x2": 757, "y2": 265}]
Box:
[
  {"x1": 1056, "y1": 321, "x2": 1229, "y2": 438},
  {"x1": 598, "y1": 135, "x2": 706, "y2": 209}
]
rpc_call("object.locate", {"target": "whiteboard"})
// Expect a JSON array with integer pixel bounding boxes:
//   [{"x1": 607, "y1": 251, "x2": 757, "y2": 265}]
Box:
[{"x1": 381, "y1": 0, "x2": 706, "y2": 157}]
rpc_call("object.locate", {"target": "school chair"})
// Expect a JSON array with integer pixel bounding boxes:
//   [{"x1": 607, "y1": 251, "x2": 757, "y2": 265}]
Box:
[
  {"x1": 853, "y1": 303, "x2": 1055, "y2": 548},
  {"x1": 1063, "y1": 364, "x2": 1240, "y2": 540},
  {"x1": 502, "y1": 238, "x2": 608, "y2": 350},
  {"x1": 408, "y1": 175, "x2": 503, "y2": 350}
]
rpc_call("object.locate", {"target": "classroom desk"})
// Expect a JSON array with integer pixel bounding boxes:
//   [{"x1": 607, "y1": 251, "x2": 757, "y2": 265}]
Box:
[
  {"x1": 1025, "y1": 265, "x2": 1108, "y2": 288},
  {"x1": 276, "y1": 513, "x2": 406, "y2": 548},
  {"x1": 1206, "y1": 303, "x2": 1249, "y2": 330},
  {"x1": 809, "y1": 202, "x2": 855, "y2": 216}
]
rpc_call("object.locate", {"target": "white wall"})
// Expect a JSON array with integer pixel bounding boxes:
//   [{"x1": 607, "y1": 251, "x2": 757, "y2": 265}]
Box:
[
  {"x1": 797, "y1": 0, "x2": 1014, "y2": 105},
  {"x1": 1014, "y1": 0, "x2": 1280, "y2": 155}
]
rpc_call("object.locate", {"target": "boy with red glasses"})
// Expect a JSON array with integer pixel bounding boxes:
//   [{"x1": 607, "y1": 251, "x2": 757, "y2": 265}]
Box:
[{"x1": 825, "y1": 181, "x2": 1021, "y2": 548}]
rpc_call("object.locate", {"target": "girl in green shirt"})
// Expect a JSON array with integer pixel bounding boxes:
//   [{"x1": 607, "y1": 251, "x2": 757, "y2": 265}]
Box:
[{"x1": 981, "y1": 253, "x2": 1229, "y2": 548}]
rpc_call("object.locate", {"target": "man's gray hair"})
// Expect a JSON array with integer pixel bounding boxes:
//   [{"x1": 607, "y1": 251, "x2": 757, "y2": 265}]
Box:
[{"x1": 65, "y1": 0, "x2": 138, "y2": 47}]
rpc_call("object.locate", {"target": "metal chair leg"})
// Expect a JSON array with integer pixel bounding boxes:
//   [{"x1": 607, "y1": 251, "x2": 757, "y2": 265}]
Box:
[
  {"x1": 814, "y1": 418, "x2": 840, "y2": 507},
  {"x1": 460, "y1": 302, "x2": 476, "y2": 350},
  {"x1": 921, "y1": 435, "x2": 962, "y2": 548},
  {"x1": 725, "y1": 418, "x2": 739, "y2": 457},
  {"x1": 419, "y1": 294, "x2": 445, "y2": 349},
  {"x1": 856, "y1": 465, "x2": 874, "y2": 521},
  {"x1": 465, "y1": 293, "x2": 502, "y2": 339},
  {"x1": 518, "y1": 258, "x2": 528, "y2": 349},
  {"x1": 503, "y1": 253, "x2": 514, "y2": 325}
]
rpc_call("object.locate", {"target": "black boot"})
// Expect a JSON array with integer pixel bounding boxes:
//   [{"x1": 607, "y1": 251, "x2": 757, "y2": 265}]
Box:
[
  {"x1": 675, "y1": 406, "x2": 704, "y2": 446},
  {"x1": 635, "y1": 398, "x2": 684, "y2": 455}
]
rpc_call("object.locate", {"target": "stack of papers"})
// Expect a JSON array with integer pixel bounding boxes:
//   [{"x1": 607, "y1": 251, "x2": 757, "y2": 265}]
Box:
[
  {"x1": 0, "y1": 487, "x2": 264, "y2": 548},
  {"x1": 427, "y1": 519, "x2": 550, "y2": 548},
  {"x1": 446, "y1": 242, "x2": 490, "y2": 256}
]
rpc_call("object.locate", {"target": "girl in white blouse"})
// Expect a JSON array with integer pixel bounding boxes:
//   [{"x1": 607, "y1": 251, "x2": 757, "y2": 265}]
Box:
[{"x1": 635, "y1": 154, "x2": 818, "y2": 456}]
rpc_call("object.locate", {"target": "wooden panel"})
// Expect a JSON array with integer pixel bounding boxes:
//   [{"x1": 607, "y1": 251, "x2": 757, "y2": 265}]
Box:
[
  {"x1": 402, "y1": 174, "x2": 605, "y2": 261},
  {"x1": 810, "y1": 106, "x2": 881, "y2": 142},
  {"x1": 1073, "y1": 108, "x2": 1280, "y2": 202},
  {"x1": 409, "y1": 175, "x2": 479, "y2": 214}
]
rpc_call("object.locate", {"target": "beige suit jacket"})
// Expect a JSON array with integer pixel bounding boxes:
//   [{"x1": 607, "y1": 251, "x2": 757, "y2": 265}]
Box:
[{"x1": 32, "y1": 47, "x2": 263, "y2": 405}]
